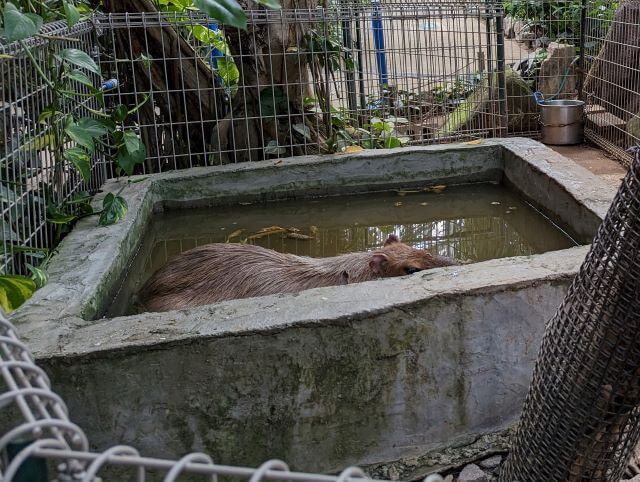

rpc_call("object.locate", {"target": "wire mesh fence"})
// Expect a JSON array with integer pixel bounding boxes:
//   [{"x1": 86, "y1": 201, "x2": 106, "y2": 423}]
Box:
[
  {"x1": 502, "y1": 0, "x2": 582, "y2": 136},
  {"x1": 98, "y1": 4, "x2": 507, "y2": 171},
  {"x1": 0, "y1": 20, "x2": 107, "y2": 276},
  {"x1": 582, "y1": 0, "x2": 640, "y2": 166}
]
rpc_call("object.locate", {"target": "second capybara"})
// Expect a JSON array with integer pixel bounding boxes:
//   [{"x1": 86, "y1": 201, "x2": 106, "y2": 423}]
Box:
[{"x1": 137, "y1": 234, "x2": 459, "y2": 312}]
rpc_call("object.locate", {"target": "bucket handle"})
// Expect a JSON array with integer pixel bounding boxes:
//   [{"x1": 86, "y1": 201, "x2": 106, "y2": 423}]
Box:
[{"x1": 533, "y1": 91, "x2": 545, "y2": 106}]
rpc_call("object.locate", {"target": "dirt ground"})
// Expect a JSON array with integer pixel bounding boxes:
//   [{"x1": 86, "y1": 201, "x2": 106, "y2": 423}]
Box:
[{"x1": 549, "y1": 143, "x2": 627, "y2": 188}]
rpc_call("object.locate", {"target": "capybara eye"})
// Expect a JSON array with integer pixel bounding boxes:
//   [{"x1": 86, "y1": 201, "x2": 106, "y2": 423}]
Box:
[{"x1": 404, "y1": 267, "x2": 420, "y2": 275}]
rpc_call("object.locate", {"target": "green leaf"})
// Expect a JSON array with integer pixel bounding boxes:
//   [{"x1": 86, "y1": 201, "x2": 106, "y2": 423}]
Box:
[
  {"x1": 0, "y1": 275, "x2": 35, "y2": 313},
  {"x1": 3, "y1": 3, "x2": 42, "y2": 42},
  {"x1": 38, "y1": 106, "x2": 63, "y2": 124},
  {"x1": 47, "y1": 206, "x2": 77, "y2": 225},
  {"x1": 254, "y1": 0, "x2": 281, "y2": 9},
  {"x1": 66, "y1": 69, "x2": 95, "y2": 89},
  {"x1": 58, "y1": 48, "x2": 100, "y2": 74},
  {"x1": 77, "y1": 117, "x2": 109, "y2": 138},
  {"x1": 193, "y1": 0, "x2": 247, "y2": 30},
  {"x1": 97, "y1": 118, "x2": 116, "y2": 132},
  {"x1": 117, "y1": 141, "x2": 147, "y2": 176},
  {"x1": 122, "y1": 130, "x2": 142, "y2": 153},
  {"x1": 139, "y1": 53, "x2": 153, "y2": 69},
  {"x1": 383, "y1": 137, "x2": 402, "y2": 149},
  {"x1": 65, "y1": 124, "x2": 95, "y2": 151},
  {"x1": 0, "y1": 275, "x2": 36, "y2": 314},
  {"x1": 63, "y1": 147, "x2": 91, "y2": 182},
  {"x1": 112, "y1": 104, "x2": 128, "y2": 122},
  {"x1": 99, "y1": 193, "x2": 128, "y2": 226},
  {"x1": 63, "y1": 1, "x2": 80, "y2": 27},
  {"x1": 20, "y1": 133, "x2": 54, "y2": 151},
  {"x1": 25, "y1": 263, "x2": 48, "y2": 289}
]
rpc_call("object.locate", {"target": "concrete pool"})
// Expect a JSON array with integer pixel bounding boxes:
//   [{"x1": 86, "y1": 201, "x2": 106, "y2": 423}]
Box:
[{"x1": 10, "y1": 138, "x2": 617, "y2": 478}]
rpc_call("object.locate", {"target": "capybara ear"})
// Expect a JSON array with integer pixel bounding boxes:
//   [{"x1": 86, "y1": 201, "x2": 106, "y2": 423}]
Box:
[
  {"x1": 384, "y1": 234, "x2": 400, "y2": 246},
  {"x1": 369, "y1": 253, "x2": 389, "y2": 274},
  {"x1": 340, "y1": 270, "x2": 350, "y2": 285}
]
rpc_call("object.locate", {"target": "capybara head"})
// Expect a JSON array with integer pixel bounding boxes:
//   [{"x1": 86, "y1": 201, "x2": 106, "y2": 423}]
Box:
[{"x1": 368, "y1": 234, "x2": 459, "y2": 277}]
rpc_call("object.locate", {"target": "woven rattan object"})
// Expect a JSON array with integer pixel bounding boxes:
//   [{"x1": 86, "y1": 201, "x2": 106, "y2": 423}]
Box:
[{"x1": 500, "y1": 147, "x2": 640, "y2": 481}]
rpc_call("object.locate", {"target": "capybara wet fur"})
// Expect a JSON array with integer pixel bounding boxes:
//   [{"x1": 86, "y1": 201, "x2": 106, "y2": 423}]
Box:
[{"x1": 137, "y1": 234, "x2": 459, "y2": 312}]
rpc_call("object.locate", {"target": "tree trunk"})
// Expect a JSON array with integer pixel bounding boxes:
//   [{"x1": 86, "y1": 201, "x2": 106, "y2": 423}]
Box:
[{"x1": 213, "y1": 0, "x2": 325, "y2": 163}]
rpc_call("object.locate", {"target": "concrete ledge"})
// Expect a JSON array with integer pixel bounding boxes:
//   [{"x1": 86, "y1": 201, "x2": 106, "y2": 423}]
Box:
[{"x1": 37, "y1": 248, "x2": 585, "y2": 473}]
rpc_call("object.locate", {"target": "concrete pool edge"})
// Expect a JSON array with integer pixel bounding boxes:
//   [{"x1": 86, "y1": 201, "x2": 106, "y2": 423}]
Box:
[
  {"x1": 28, "y1": 252, "x2": 582, "y2": 475},
  {"x1": 17, "y1": 245, "x2": 590, "y2": 359},
  {"x1": 10, "y1": 137, "x2": 615, "y2": 330}
]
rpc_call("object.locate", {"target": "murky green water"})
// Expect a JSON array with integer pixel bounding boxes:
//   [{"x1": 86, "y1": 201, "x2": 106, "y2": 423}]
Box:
[{"x1": 105, "y1": 183, "x2": 580, "y2": 317}]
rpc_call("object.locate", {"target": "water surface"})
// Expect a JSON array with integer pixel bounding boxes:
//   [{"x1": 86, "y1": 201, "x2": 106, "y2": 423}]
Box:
[{"x1": 106, "y1": 183, "x2": 579, "y2": 317}]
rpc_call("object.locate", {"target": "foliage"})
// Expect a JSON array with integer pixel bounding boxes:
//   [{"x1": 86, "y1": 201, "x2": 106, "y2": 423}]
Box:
[
  {"x1": 154, "y1": 0, "x2": 241, "y2": 92},
  {"x1": 0, "y1": 275, "x2": 36, "y2": 313},
  {"x1": 503, "y1": 0, "x2": 618, "y2": 39},
  {"x1": 0, "y1": 245, "x2": 52, "y2": 313},
  {"x1": 0, "y1": 0, "x2": 93, "y2": 26},
  {"x1": 305, "y1": 29, "x2": 356, "y2": 72},
  {"x1": 302, "y1": 99, "x2": 408, "y2": 153},
  {"x1": 0, "y1": 1, "x2": 149, "y2": 311}
]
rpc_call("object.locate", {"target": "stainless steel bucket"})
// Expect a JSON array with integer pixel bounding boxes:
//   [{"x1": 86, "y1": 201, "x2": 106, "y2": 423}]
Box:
[{"x1": 539, "y1": 99, "x2": 585, "y2": 145}]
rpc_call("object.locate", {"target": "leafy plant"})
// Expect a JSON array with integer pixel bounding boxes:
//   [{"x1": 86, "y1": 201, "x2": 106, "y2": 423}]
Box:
[
  {"x1": 0, "y1": 245, "x2": 53, "y2": 313},
  {"x1": 0, "y1": 1, "x2": 149, "y2": 311},
  {"x1": 154, "y1": 0, "x2": 241, "y2": 93},
  {"x1": 305, "y1": 99, "x2": 408, "y2": 153},
  {"x1": 503, "y1": 0, "x2": 618, "y2": 39}
]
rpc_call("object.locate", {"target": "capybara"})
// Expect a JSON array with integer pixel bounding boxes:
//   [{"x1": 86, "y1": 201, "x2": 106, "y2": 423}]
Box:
[{"x1": 137, "y1": 234, "x2": 459, "y2": 312}]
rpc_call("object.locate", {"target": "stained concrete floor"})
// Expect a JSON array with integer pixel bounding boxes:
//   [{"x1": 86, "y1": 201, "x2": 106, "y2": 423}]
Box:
[{"x1": 549, "y1": 143, "x2": 628, "y2": 189}]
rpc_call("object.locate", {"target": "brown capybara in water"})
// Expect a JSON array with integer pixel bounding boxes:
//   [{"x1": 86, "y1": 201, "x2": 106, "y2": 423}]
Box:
[{"x1": 137, "y1": 234, "x2": 459, "y2": 312}]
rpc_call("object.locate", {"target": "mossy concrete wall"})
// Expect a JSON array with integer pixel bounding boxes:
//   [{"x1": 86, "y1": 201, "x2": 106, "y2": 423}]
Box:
[
  {"x1": 9, "y1": 138, "x2": 618, "y2": 478},
  {"x1": 35, "y1": 251, "x2": 584, "y2": 475}
]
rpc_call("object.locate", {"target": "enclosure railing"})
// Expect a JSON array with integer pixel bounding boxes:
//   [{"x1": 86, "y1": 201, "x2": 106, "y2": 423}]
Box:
[
  {"x1": 0, "y1": 19, "x2": 107, "y2": 277},
  {"x1": 582, "y1": 0, "x2": 640, "y2": 165},
  {"x1": 98, "y1": 4, "x2": 507, "y2": 171}
]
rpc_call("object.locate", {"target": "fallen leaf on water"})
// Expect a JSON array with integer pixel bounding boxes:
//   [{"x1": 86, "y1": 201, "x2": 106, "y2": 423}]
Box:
[
  {"x1": 464, "y1": 139, "x2": 482, "y2": 145},
  {"x1": 426, "y1": 184, "x2": 447, "y2": 193},
  {"x1": 258, "y1": 226, "x2": 286, "y2": 233},
  {"x1": 394, "y1": 202, "x2": 403, "y2": 207},
  {"x1": 287, "y1": 233, "x2": 314, "y2": 240},
  {"x1": 508, "y1": 206, "x2": 518, "y2": 210},
  {"x1": 344, "y1": 145, "x2": 365, "y2": 154},
  {"x1": 248, "y1": 226, "x2": 288, "y2": 240},
  {"x1": 420, "y1": 202, "x2": 429, "y2": 206},
  {"x1": 505, "y1": 210, "x2": 513, "y2": 215},
  {"x1": 491, "y1": 201, "x2": 501, "y2": 205},
  {"x1": 397, "y1": 189, "x2": 421, "y2": 196},
  {"x1": 226, "y1": 229, "x2": 244, "y2": 240}
]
